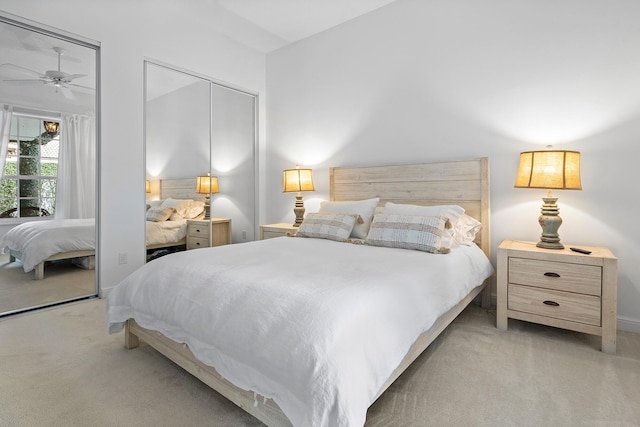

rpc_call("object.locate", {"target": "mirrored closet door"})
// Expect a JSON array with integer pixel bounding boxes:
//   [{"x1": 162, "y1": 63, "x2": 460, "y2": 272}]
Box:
[
  {"x1": 144, "y1": 60, "x2": 256, "y2": 259},
  {"x1": 0, "y1": 13, "x2": 100, "y2": 316}
]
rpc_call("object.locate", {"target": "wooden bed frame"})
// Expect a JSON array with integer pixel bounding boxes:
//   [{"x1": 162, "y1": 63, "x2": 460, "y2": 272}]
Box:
[
  {"x1": 126, "y1": 158, "x2": 491, "y2": 426},
  {"x1": 10, "y1": 249, "x2": 95, "y2": 280}
]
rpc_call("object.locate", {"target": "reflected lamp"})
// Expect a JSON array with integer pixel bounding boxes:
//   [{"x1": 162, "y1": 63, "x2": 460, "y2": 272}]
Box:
[
  {"x1": 283, "y1": 166, "x2": 315, "y2": 227},
  {"x1": 145, "y1": 180, "x2": 150, "y2": 194},
  {"x1": 196, "y1": 174, "x2": 219, "y2": 218},
  {"x1": 514, "y1": 148, "x2": 581, "y2": 249},
  {"x1": 43, "y1": 121, "x2": 59, "y2": 135}
]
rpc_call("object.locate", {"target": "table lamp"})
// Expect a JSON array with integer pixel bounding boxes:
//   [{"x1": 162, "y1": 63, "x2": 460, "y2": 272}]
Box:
[
  {"x1": 514, "y1": 148, "x2": 581, "y2": 249},
  {"x1": 196, "y1": 174, "x2": 219, "y2": 218},
  {"x1": 283, "y1": 165, "x2": 315, "y2": 227}
]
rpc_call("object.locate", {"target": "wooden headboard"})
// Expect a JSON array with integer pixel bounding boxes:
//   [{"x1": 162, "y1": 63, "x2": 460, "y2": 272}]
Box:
[
  {"x1": 329, "y1": 158, "x2": 490, "y2": 258},
  {"x1": 159, "y1": 178, "x2": 205, "y2": 201}
]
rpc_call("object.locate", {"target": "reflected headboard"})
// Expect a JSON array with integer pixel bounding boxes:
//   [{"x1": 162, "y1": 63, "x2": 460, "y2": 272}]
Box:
[
  {"x1": 159, "y1": 178, "x2": 205, "y2": 201},
  {"x1": 329, "y1": 158, "x2": 490, "y2": 259}
]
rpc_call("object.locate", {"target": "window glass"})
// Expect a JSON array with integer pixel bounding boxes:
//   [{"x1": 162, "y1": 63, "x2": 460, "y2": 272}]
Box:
[{"x1": 0, "y1": 114, "x2": 58, "y2": 219}]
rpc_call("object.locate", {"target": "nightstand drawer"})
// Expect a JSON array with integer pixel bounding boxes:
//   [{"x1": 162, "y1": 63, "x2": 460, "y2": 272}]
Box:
[
  {"x1": 187, "y1": 237, "x2": 209, "y2": 250},
  {"x1": 509, "y1": 258, "x2": 601, "y2": 296},
  {"x1": 188, "y1": 224, "x2": 209, "y2": 238},
  {"x1": 508, "y1": 284, "x2": 601, "y2": 326}
]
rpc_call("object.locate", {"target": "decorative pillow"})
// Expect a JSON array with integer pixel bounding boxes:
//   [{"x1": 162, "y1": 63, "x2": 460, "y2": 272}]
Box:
[
  {"x1": 296, "y1": 213, "x2": 359, "y2": 242},
  {"x1": 161, "y1": 198, "x2": 193, "y2": 220},
  {"x1": 384, "y1": 202, "x2": 466, "y2": 249},
  {"x1": 319, "y1": 197, "x2": 380, "y2": 239},
  {"x1": 365, "y1": 214, "x2": 450, "y2": 254},
  {"x1": 146, "y1": 206, "x2": 174, "y2": 222},
  {"x1": 186, "y1": 200, "x2": 206, "y2": 219},
  {"x1": 384, "y1": 202, "x2": 465, "y2": 225}
]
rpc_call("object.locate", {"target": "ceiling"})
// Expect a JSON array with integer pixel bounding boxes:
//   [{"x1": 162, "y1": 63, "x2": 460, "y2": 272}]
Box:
[
  {"x1": 0, "y1": 1, "x2": 399, "y2": 113},
  {"x1": 0, "y1": 20, "x2": 96, "y2": 116},
  {"x1": 215, "y1": 0, "x2": 400, "y2": 48}
]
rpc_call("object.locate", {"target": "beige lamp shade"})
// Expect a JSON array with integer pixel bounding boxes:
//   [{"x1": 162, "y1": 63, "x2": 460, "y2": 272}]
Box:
[
  {"x1": 145, "y1": 180, "x2": 150, "y2": 193},
  {"x1": 283, "y1": 167, "x2": 315, "y2": 193},
  {"x1": 196, "y1": 175, "x2": 219, "y2": 194},
  {"x1": 514, "y1": 150, "x2": 581, "y2": 190}
]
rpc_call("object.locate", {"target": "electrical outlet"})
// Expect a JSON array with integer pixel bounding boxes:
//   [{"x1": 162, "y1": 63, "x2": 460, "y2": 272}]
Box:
[
  {"x1": 242, "y1": 230, "x2": 247, "y2": 240},
  {"x1": 118, "y1": 252, "x2": 128, "y2": 264}
]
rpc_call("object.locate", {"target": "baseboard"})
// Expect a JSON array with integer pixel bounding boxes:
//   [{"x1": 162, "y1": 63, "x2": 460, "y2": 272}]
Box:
[{"x1": 618, "y1": 316, "x2": 640, "y2": 334}]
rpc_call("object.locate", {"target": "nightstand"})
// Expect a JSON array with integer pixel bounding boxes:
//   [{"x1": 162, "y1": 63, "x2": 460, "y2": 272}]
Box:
[
  {"x1": 186, "y1": 217, "x2": 232, "y2": 250},
  {"x1": 497, "y1": 240, "x2": 617, "y2": 353},
  {"x1": 259, "y1": 223, "x2": 298, "y2": 240}
]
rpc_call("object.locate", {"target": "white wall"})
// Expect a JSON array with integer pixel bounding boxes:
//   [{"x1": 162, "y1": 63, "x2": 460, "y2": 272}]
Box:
[
  {"x1": 0, "y1": 0, "x2": 268, "y2": 295},
  {"x1": 266, "y1": 0, "x2": 640, "y2": 331}
]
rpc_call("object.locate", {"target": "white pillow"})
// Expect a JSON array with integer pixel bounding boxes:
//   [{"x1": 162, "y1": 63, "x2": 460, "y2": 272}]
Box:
[
  {"x1": 186, "y1": 200, "x2": 205, "y2": 219},
  {"x1": 365, "y1": 214, "x2": 450, "y2": 254},
  {"x1": 148, "y1": 199, "x2": 163, "y2": 208},
  {"x1": 161, "y1": 198, "x2": 193, "y2": 220},
  {"x1": 454, "y1": 214, "x2": 482, "y2": 245},
  {"x1": 296, "y1": 213, "x2": 358, "y2": 242},
  {"x1": 319, "y1": 197, "x2": 380, "y2": 239}
]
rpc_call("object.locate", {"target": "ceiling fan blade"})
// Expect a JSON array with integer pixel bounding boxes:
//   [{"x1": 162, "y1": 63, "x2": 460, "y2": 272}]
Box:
[
  {"x1": 59, "y1": 85, "x2": 75, "y2": 99},
  {"x1": 2, "y1": 78, "x2": 45, "y2": 84},
  {"x1": 64, "y1": 73, "x2": 87, "y2": 80},
  {"x1": 0, "y1": 63, "x2": 46, "y2": 79},
  {"x1": 67, "y1": 82, "x2": 95, "y2": 91}
]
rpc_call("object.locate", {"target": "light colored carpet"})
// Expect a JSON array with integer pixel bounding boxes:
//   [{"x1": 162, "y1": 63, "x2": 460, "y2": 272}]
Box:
[
  {"x1": 0, "y1": 254, "x2": 95, "y2": 314},
  {"x1": 1, "y1": 299, "x2": 639, "y2": 427}
]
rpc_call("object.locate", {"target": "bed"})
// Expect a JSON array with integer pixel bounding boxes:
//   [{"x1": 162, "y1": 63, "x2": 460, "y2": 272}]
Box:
[
  {"x1": 145, "y1": 178, "x2": 208, "y2": 250},
  {"x1": 108, "y1": 158, "x2": 493, "y2": 426},
  {"x1": 0, "y1": 218, "x2": 95, "y2": 280}
]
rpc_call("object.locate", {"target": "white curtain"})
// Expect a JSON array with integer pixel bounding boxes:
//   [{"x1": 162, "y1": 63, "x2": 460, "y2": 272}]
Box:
[
  {"x1": 55, "y1": 114, "x2": 96, "y2": 219},
  {"x1": 0, "y1": 104, "x2": 13, "y2": 180}
]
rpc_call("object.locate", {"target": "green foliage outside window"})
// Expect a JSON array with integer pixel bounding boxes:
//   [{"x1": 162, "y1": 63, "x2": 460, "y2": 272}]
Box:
[{"x1": 0, "y1": 115, "x2": 59, "y2": 218}]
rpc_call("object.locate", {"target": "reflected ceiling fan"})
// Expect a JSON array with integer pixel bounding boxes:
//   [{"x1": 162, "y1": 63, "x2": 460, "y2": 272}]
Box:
[{"x1": 1, "y1": 47, "x2": 93, "y2": 99}]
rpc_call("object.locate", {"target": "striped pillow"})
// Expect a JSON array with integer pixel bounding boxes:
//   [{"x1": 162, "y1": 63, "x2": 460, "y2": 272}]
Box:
[
  {"x1": 296, "y1": 213, "x2": 358, "y2": 242},
  {"x1": 365, "y1": 214, "x2": 450, "y2": 254}
]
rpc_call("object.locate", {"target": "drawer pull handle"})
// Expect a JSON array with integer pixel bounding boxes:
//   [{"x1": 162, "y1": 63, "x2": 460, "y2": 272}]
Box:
[
  {"x1": 543, "y1": 300, "x2": 560, "y2": 307},
  {"x1": 544, "y1": 272, "x2": 560, "y2": 278},
  {"x1": 196, "y1": 229, "x2": 201, "y2": 232}
]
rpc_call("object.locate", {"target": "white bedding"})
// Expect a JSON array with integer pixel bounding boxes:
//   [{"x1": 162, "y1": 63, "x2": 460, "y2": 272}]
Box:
[
  {"x1": 107, "y1": 237, "x2": 493, "y2": 426},
  {"x1": 145, "y1": 219, "x2": 187, "y2": 246},
  {"x1": 0, "y1": 218, "x2": 95, "y2": 272}
]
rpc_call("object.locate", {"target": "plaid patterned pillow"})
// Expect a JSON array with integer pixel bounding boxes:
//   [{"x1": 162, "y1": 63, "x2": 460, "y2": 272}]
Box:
[
  {"x1": 296, "y1": 213, "x2": 359, "y2": 242},
  {"x1": 365, "y1": 214, "x2": 450, "y2": 254}
]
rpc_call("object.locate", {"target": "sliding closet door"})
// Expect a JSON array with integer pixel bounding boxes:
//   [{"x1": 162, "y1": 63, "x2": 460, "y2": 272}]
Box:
[
  {"x1": 144, "y1": 59, "x2": 257, "y2": 252},
  {"x1": 210, "y1": 84, "x2": 256, "y2": 242},
  {"x1": 0, "y1": 13, "x2": 99, "y2": 316}
]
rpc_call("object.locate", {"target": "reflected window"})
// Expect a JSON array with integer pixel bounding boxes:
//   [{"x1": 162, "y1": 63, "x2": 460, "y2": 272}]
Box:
[{"x1": 0, "y1": 113, "x2": 58, "y2": 218}]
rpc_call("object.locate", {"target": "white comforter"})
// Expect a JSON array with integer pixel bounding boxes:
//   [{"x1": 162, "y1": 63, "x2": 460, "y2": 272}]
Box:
[
  {"x1": 107, "y1": 237, "x2": 493, "y2": 426},
  {"x1": 0, "y1": 218, "x2": 95, "y2": 272},
  {"x1": 145, "y1": 219, "x2": 187, "y2": 246}
]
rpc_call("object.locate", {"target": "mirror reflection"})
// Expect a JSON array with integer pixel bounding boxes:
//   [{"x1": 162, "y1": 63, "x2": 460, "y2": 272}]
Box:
[
  {"x1": 0, "y1": 16, "x2": 99, "y2": 316},
  {"x1": 144, "y1": 61, "x2": 256, "y2": 261}
]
